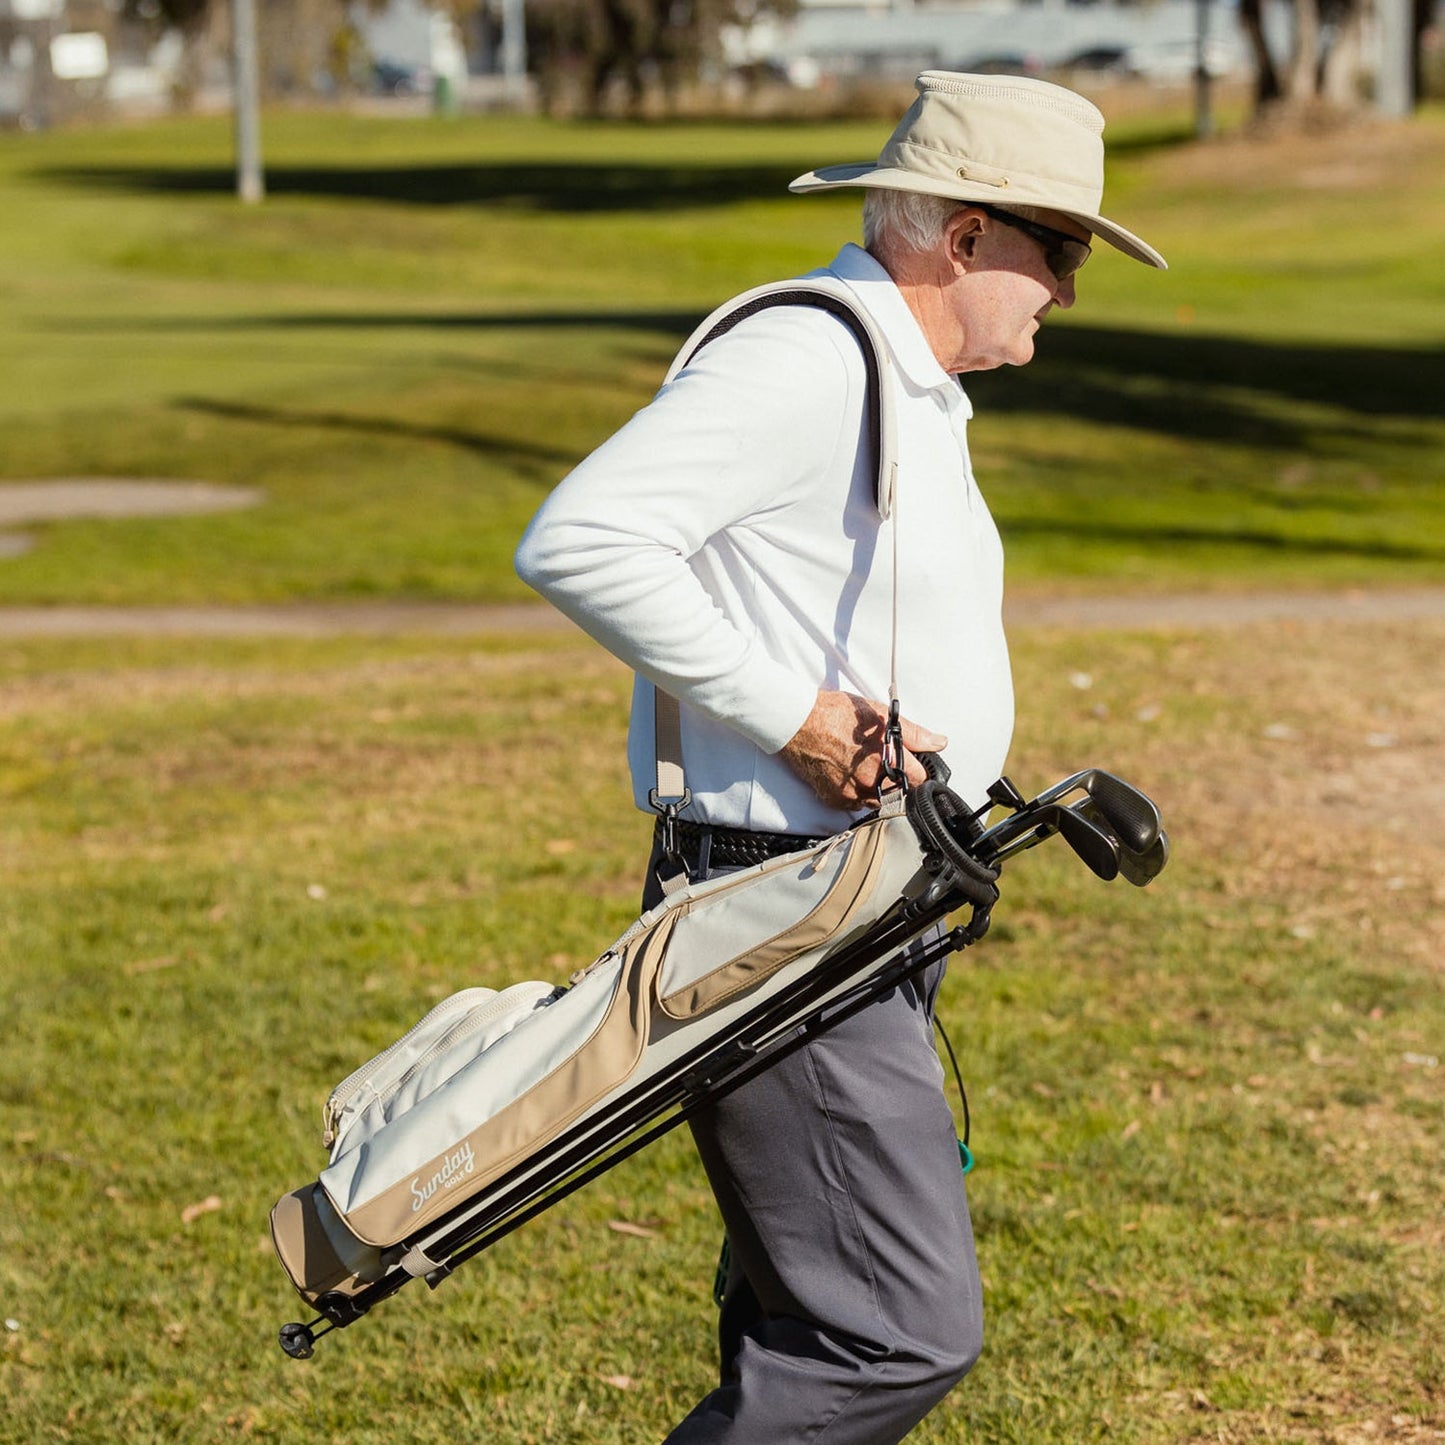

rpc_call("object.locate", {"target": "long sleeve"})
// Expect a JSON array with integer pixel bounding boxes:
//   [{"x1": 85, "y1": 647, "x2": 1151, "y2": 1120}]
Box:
[{"x1": 515, "y1": 307, "x2": 864, "y2": 755}]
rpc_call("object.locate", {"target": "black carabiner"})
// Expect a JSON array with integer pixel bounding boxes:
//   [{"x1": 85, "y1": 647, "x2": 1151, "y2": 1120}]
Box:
[
  {"x1": 648, "y1": 786, "x2": 692, "y2": 867},
  {"x1": 880, "y1": 698, "x2": 908, "y2": 793}
]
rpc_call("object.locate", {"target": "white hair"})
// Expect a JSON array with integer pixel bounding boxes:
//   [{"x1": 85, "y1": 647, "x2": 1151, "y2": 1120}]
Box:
[
  {"x1": 862, "y1": 192, "x2": 1068, "y2": 266},
  {"x1": 862, "y1": 189, "x2": 966, "y2": 260}
]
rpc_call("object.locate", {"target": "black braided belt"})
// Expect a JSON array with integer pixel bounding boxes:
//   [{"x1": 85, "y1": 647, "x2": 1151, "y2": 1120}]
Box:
[{"x1": 653, "y1": 817, "x2": 831, "y2": 870}]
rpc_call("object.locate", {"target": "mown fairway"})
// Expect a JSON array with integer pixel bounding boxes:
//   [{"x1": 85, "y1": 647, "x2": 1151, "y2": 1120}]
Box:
[
  {"x1": 0, "y1": 98, "x2": 1442, "y2": 1444},
  {"x1": 0, "y1": 102, "x2": 1442, "y2": 600}
]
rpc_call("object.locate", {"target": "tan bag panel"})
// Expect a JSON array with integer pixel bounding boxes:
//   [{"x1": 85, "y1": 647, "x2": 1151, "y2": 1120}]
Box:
[{"x1": 656, "y1": 820, "x2": 891, "y2": 1022}]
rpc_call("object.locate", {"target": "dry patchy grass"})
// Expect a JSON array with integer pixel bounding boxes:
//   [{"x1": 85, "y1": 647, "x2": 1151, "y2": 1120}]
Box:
[
  {"x1": 1010, "y1": 617, "x2": 1445, "y2": 960},
  {"x1": 1148, "y1": 110, "x2": 1445, "y2": 196},
  {"x1": 0, "y1": 618, "x2": 1440, "y2": 1443}
]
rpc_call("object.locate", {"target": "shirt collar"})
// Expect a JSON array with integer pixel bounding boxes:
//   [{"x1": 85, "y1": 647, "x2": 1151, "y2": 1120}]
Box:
[{"x1": 808, "y1": 243, "x2": 964, "y2": 403}]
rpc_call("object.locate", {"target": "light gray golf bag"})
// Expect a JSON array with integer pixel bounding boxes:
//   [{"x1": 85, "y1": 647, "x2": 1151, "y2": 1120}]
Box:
[{"x1": 271, "y1": 761, "x2": 1167, "y2": 1358}]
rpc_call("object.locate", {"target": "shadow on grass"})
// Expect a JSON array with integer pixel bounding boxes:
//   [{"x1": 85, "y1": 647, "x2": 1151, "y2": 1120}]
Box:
[
  {"x1": 102, "y1": 308, "x2": 1445, "y2": 455},
  {"x1": 962, "y1": 325, "x2": 1445, "y2": 458},
  {"x1": 1021, "y1": 325, "x2": 1445, "y2": 422},
  {"x1": 63, "y1": 309, "x2": 701, "y2": 337},
  {"x1": 175, "y1": 397, "x2": 579, "y2": 478},
  {"x1": 34, "y1": 116, "x2": 1193, "y2": 211},
  {"x1": 37, "y1": 160, "x2": 812, "y2": 211},
  {"x1": 997, "y1": 516, "x2": 1444, "y2": 563}
]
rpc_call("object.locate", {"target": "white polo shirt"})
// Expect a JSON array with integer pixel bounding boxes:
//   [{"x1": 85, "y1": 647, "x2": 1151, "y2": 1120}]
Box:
[{"x1": 515, "y1": 243, "x2": 1013, "y2": 833}]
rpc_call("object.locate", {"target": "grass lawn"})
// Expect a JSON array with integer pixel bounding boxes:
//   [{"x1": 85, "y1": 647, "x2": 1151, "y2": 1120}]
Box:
[
  {"x1": 0, "y1": 104, "x2": 1442, "y2": 602},
  {"x1": 0, "y1": 619, "x2": 1440, "y2": 1443},
  {"x1": 0, "y1": 96, "x2": 1442, "y2": 1444}
]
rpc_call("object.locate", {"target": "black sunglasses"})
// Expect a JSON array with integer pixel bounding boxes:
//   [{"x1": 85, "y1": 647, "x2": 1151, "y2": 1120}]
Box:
[{"x1": 977, "y1": 204, "x2": 1092, "y2": 282}]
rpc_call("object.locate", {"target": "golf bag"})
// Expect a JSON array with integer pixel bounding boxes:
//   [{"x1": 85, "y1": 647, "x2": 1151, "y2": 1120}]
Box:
[{"x1": 271, "y1": 761, "x2": 1167, "y2": 1358}]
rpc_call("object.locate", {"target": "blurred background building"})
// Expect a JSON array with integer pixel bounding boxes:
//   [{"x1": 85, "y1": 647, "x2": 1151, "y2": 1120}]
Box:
[{"x1": 0, "y1": 0, "x2": 1437, "y2": 126}]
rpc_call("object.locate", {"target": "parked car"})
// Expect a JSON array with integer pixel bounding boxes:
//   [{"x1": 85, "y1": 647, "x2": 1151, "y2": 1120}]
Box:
[
  {"x1": 371, "y1": 59, "x2": 431, "y2": 97},
  {"x1": 955, "y1": 53, "x2": 1043, "y2": 76},
  {"x1": 1059, "y1": 45, "x2": 1139, "y2": 78},
  {"x1": 1129, "y1": 39, "x2": 1235, "y2": 81}
]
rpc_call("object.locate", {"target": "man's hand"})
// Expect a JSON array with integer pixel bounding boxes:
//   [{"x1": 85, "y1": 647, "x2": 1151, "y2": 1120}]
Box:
[{"x1": 778, "y1": 690, "x2": 947, "y2": 811}]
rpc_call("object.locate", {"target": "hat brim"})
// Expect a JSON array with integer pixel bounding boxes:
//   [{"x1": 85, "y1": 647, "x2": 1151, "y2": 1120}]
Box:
[{"x1": 790, "y1": 163, "x2": 1167, "y2": 270}]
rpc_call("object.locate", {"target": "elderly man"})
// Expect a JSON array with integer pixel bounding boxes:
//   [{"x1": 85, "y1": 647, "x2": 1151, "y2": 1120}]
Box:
[{"x1": 516, "y1": 70, "x2": 1164, "y2": 1445}]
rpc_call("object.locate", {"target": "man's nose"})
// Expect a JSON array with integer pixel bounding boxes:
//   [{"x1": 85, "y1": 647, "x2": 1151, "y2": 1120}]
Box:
[{"x1": 1054, "y1": 274, "x2": 1078, "y2": 310}]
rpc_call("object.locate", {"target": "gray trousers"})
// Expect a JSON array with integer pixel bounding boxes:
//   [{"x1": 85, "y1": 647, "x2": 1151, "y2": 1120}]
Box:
[{"x1": 645, "y1": 847, "x2": 984, "y2": 1444}]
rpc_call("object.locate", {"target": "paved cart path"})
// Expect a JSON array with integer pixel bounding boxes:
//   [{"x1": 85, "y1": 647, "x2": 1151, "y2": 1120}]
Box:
[{"x1": 0, "y1": 588, "x2": 1442, "y2": 638}]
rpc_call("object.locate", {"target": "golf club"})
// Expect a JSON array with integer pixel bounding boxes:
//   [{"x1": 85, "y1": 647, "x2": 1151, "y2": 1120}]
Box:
[{"x1": 969, "y1": 770, "x2": 1168, "y2": 888}]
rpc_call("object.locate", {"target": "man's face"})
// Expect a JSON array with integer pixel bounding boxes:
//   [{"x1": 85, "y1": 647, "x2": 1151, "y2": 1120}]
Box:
[{"x1": 945, "y1": 207, "x2": 1091, "y2": 373}]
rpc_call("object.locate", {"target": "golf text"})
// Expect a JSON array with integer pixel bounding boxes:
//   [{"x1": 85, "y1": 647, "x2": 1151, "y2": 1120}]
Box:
[{"x1": 410, "y1": 1143, "x2": 476, "y2": 1212}]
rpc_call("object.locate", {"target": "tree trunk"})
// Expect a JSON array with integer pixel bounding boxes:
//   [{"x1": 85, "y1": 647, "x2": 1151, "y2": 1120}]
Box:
[
  {"x1": 172, "y1": 12, "x2": 221, "y2": 111},
  {"x1": 1320, "y1": 3, "x2": 1365, "y2": 105},
  {"x1": 1243, "y1": 0, "x2": 1377, "y2": 124},
  {"x1": 1412, "y1": 0, "x2": 1432, "y2": 98},
  {"x1": 1288, "y1": 0, "x2": 1322, "y2": 99},
  {"x1": 1238, "y1": 0, "x2": 1282, "y2": 106}
]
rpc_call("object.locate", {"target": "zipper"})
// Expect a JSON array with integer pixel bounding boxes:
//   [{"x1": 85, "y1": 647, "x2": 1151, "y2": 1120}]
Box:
[
  {"x1": 322, "y1": 987, "x2": 497, "y2": 1146},
  {"x1": 324, "y1": 981, "x2": 556, "y2": 1149}
]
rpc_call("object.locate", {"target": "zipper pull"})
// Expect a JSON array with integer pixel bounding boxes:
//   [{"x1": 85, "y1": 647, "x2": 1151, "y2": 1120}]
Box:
[{"x1": 569, "y1": 950, "x2": 614, "y2": 988}]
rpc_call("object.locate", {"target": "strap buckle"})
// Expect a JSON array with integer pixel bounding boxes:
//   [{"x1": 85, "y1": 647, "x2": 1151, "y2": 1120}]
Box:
[
  {"x1": 880, "y1": 698, "x2": 908, "y2": 794},
  {"x1": 648, "y1": 787, "x2": 693, "y2": 865}
]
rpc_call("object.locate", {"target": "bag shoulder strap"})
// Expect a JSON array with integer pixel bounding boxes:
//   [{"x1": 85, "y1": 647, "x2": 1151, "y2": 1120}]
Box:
[
  {"x1": 661, "y1": 279, "x2": 897, "y2": 518},
  {"x1": 652, "y1": 281, "x2": 899, "y2": 831}
]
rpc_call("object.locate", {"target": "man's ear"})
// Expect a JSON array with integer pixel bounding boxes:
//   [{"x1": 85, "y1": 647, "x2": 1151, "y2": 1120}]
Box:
[{"x1": 943, "y1": 207, "x2": 986, "y2": 275}]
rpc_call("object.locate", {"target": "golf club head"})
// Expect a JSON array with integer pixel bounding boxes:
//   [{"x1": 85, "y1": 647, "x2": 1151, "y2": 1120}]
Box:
[
  {"x1": 970, "y1": 768, "x2": 1170, "y2": 883},
  {"x1": 1050, "y1": 804, "x2": 1121, "y2": 882},
  {"x1": 1116, "y1": 830, "x2": 1170, "y2": 887},
  {"x1": 1077, "y1": 771, "x2": 1162, "y2": 855},
  {"x1": 1075, "y1": 799, "x2": 1171, "y2": 887}
]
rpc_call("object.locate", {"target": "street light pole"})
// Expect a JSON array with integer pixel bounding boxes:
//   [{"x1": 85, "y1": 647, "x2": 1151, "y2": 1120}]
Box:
[
  {"x1": 501, "y1": 0, "x2": 528, "y2": 103},
  {"x1": 1376, "y1": 0, "x2": 1416, "y2": 118},
  {"x1": 233, "y1": 0, "x2": 264, "y2": 203},
  {"x1": 1194, "y1": 0, "x2": 1214, "y2": 139}
]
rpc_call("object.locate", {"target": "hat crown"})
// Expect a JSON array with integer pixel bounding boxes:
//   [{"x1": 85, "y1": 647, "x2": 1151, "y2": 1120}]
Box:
[
  {"x1": 879, "y1": 70, "x2": 1107, "y2": 214},
  {"x1": 909, "y1": 70, "x2": 1105, "y2": 132}
]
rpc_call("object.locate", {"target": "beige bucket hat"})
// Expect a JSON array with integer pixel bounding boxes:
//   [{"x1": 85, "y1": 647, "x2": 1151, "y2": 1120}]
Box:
[{"x1": 790, "y1": 70, "x2": 1166, "y2": 269}]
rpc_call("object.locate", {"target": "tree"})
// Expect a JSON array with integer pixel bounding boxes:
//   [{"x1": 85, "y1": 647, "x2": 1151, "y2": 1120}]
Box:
[
  {"x1": 1236, "y1": 0, "x2": 1433, "y2": 120},
  {"x1": 125, "y1": 0, "x2": 797, "y2": 116},
  {"x1": 456, "y1": 0, "x2": 798, "y2": 116},
  {"x1": 121, "y1": 0, "x2": 362, "y2": 105},
  {"x1": 1236, "y1": 0, "x2": 1363, "y2": 114},
  {"x1": 121, "y1": 0, "x2": 218, "y2": 104}
]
